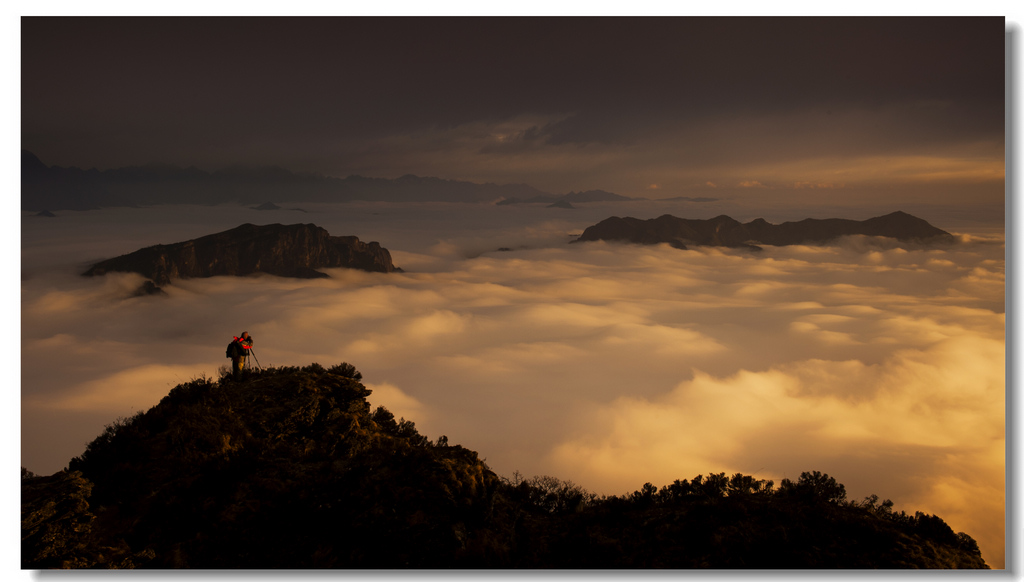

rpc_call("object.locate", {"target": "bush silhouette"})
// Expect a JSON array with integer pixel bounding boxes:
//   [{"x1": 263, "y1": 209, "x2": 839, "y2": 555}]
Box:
[{"x1": 22, "y1": 363, "x2": 989, "y2": 569}]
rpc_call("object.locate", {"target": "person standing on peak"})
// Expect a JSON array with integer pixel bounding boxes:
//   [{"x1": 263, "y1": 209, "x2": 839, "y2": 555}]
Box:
[{"x1": 227, "y1": 331, "x2": 254, "y2": 379}]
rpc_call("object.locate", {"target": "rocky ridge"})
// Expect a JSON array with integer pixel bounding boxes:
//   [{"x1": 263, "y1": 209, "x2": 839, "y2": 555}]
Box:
[
  {"x1": 83, "y1": 223, "x2": 398, "y2": 288},
  {"x1": 575, "y1": 211, "x2": 954, "y2": 250}
]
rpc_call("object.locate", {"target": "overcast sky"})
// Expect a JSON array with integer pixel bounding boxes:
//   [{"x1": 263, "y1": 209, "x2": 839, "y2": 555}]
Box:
[{"x1": 21, "y1": 16, "x2": 1006, "y2": 201}]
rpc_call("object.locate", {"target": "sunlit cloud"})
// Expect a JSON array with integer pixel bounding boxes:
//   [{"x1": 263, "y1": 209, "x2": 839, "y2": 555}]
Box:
[
  {"x1": 794, "y1": 181, "x2": 845, "y2": 189},
  {"x1": 20, "y1": 201, "x2": 1005, "y2": 566},
  {"x1": 728, "y1": 153, "x2": 1005, "y2": 192},
  {"x1": 364, "y1": 381, "x2": 427, "y2": 424},
  {"x1": 547, "y1": 332, "x2": 1004, "y2": 565},
  {"x1": 25, "y1": 364, "x2": 209, "y2": 412},
  {"x1": 737, "y1": 180, "x2": 769, "y2": 188}
]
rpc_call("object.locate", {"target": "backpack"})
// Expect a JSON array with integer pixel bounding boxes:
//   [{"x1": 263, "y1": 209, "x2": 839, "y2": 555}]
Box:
[{"x1": 226, "y1": 341, "x2": 241, "y2": 358}]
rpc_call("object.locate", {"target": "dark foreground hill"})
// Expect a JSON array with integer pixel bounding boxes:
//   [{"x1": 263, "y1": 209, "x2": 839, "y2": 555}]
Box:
[
  {"x1": 575, "y1": 211, "x2": 955, "y2": 250},
  {"x1": 22, "y1": 364, "x2": 987, "y2": 569},
  {"x1": 83, "y1": 223, "x2": 398, "y2": 290}
]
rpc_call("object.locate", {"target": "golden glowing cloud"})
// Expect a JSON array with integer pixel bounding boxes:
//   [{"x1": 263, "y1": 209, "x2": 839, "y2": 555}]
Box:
[
  {"x1": 364, "y1": 381, "x2": 427, "y2": 423},
  {"x1": 25, "y1": 364, "x2": 209, "y2": 412},
  {"x1": 20, "y1": 202, "x2": 1006, "y2": 566}
]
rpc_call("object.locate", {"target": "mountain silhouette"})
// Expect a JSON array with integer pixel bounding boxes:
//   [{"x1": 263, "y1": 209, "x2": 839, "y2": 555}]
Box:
[
  {"x1": 83, "y1": 223, "x2": 398, "y2": 289},
  {"x1": 21, "y1": 150, "x2": 134, "y2": 210},
  {"x1": 497, "y1": 189, "x2": 634, "y2": 206},
  {"x1": 575, "y1": 212, "x2": 954, "y2": 249},
  {"x1": 563, "y1": 189, "x2": 634, "y2": 203},
  {"x1": 21, "y1": 151, "x2": 560, "y2": 210},
  {"x1": 22, "y1": 363, "x2": 988, "y2": 569}
]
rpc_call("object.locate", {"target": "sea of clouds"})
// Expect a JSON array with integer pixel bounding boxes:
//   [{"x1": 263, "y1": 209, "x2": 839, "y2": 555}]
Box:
[{"x1": 20, "y1": 198, "x2": 1005, "y2": 567}]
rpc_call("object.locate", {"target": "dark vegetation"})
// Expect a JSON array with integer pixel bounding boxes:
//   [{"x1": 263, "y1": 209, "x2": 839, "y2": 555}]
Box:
[{"x1": 22, "y1": 363, "x2": 988, "y2": 569}]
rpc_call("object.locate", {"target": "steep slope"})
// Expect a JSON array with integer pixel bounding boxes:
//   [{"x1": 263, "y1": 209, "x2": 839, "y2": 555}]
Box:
[
  {"x1": 25, "y1": 364, "x2": 501, "y2": 568},
  {"x1": 576, "y1": 211, "x2": 955, "y2": 249},
  {"x1": 83, "y1": 223, "x2": 398, "y2": 287}
]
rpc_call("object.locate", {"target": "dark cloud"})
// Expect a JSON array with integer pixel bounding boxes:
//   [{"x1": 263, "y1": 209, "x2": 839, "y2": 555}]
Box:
[
  {"x1": 21, "y1": 17, "x2": 1005, "y2": 195},
  {"x1": 477, "y1": 124, "x2": 549, "y2": 154}
]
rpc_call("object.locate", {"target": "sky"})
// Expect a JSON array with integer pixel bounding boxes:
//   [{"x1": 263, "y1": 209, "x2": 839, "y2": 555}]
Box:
[
  {"x1": 12, "y1": 7, "x2": 1017, "y2": 575},
  {"x1": 20, "y1": 16, "x2": 1005, "y2": 203}
]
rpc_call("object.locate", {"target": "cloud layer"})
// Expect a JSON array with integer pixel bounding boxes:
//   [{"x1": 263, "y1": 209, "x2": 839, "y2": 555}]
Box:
[{"x1": 21, "y1": 200, "x2": 1005, "y2": 566}]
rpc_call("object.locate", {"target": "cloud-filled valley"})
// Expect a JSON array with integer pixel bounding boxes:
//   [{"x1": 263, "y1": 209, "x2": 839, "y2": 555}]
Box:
[{"x1": 21, "y1": 199, "x2": 1005, "y2": 566}]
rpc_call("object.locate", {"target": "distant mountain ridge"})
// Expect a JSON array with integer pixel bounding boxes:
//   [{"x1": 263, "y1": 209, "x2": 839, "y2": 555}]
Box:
[
  {"x1": 575, "y1": 212, "x2": 954, "y2": 249},
  {"x1": 22, "y1": 150, "x2": 577, "y2": 210},
  {"x1": 83, "y1": 223, "x2": 398, "y2": 289},
  {"x1": 497, "y1": 189, "x2": 635, "y2": 206}
]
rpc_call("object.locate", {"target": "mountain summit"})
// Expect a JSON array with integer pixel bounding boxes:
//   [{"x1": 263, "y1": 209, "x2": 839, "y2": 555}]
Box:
[
  {"x1": 83, "y1": 223, "x2": 398, "y2": 288},
  {"x1": 575, "y1": 211, "x2": 954, "y2": 250},
  {"x1": 22, "y1": 364, "x2": 988, "y2": 569}
]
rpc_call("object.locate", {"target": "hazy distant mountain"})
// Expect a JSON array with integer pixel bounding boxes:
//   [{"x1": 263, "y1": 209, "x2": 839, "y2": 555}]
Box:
[
  {"x1": 83, "y1": 223, "x2": 398, "y2": 290},
  {"x1": 495, "y1": 195, "x2": 559, "y2": 205},
  {"x1": 22, "y1": 363, "x2": 988, "y2": 568},
  {"x1": 657, "y1": 196, "x2": 719, "y2": 203},
  {"x1": 497, "y1": 189, "x2": 634, "y2": 206},
  {"x1": 575, "y1": 212, "x2": 954, "y2": 250},
  {"x1": 562, "y1": 189, "x2": 634, "y2": 203},
  {"x1": 21, "y1": 151, "x2": 555, "y2": 210},
  {"x1": 21, "y1": 150, "x2": 135, "y2": 210}
]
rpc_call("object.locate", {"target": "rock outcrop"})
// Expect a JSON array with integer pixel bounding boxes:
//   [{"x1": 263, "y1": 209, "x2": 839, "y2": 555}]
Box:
[
  {"x1": 83, "y1": 223, "x2": 398, "y2": 287},
  {"x1": 575, "y1": 211, "x2": 954, "y2": 250}
]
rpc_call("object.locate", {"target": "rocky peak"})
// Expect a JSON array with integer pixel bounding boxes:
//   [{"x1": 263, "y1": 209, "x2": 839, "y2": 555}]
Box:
[
  {"x1": 83, "y1": 223, "x2": 399, "y2": 288},
  {"x1": 576, "y1": 212, "x2": 954, "y2": 249}
]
